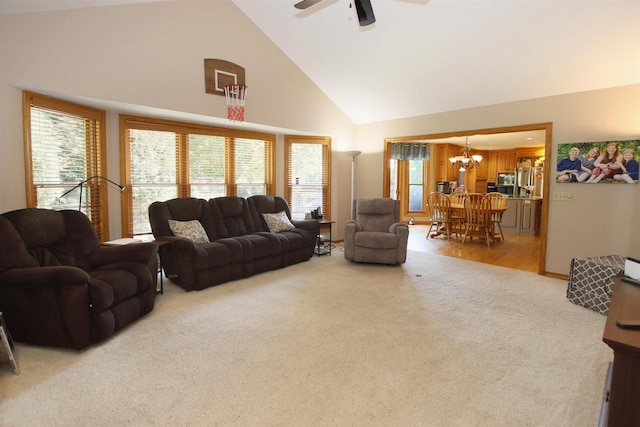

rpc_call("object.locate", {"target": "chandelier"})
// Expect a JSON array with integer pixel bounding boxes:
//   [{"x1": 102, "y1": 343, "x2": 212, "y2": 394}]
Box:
[{"x1": 449, "y1": 137, "x2": 483, "y2": 171}]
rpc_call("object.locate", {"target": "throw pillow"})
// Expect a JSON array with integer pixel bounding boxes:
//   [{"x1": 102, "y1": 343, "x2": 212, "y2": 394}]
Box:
[
  {"x1": 168, "y1": 219, "x2": 210, "y2": 244},
  {"x1": 262, "y1": 211, "x2": 295, "y2": 233}
]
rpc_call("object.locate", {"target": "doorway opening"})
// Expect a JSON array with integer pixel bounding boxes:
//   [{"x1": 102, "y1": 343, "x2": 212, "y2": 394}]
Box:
[{"x1": 383, "y1": 122, "x2": 553, "y2": 275}]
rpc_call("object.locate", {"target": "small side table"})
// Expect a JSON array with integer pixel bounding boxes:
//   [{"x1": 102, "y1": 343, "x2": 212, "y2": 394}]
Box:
[
  {"x1": 154, "y1": 240, "x2": 170, "y2": 294},
  {"x1": 316, "y1": 220, "x2": 335, "y2": 256}
]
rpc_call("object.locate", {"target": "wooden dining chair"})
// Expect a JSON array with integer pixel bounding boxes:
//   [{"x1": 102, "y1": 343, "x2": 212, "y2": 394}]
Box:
[
  {"x1": 426, "y1": 192, "x2": 458, "y2": 241},
  {"x1": 484, "y1": 192, "x2": 507, "y2": 241},
  {"x1": 447, "y1": 192, "x2": 467, "y2": 231},
  {"x1": 462, "y1": 193, "x2": 492, "y2": 248}
]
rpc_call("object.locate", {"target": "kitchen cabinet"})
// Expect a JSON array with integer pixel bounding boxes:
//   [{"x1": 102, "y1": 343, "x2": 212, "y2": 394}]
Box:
[
  {"x1": 515, "y1": 147, "x2": 545, "y2": 160},
  {"x1": 474, "y1": 149, "x2": 488, "y2": 179},
  {"x1": 501, "y1": 198, "x2": 520, "y2": 233},
  {"x1": 497, "y1": 150, "x2": 517, "y2": 173},
  {"x1": 436, "y1": 144, "x2": 460, "y2": 182},
  {"x1": 487, "y1": 150, "x2": 517, "y2": 181},
  {"x1": 465, "y1": 168, "x2": 477, "y2": 193},
  {"x1": 487, "y1": 152, "x2": 498, "y2": 181},
  {"x1": 472, "y1": 149, "x2": 488, "y2": 192},
  {"x1": 519, "y1": 198, "x2": 541, "y2": 236},
  {"x1": 501, "y1": 197, "x2": 542, "y2": 236}
]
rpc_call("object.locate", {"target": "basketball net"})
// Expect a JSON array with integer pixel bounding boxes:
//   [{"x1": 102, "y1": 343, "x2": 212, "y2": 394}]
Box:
[{"x1": 224, "y1": 84, "x2": 248, "y2": 122}]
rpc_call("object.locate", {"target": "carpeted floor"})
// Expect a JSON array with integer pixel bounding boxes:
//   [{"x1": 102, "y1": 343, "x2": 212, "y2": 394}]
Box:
[{"x1": 0, "y1": 248, "x2": 611, "y2": 426}]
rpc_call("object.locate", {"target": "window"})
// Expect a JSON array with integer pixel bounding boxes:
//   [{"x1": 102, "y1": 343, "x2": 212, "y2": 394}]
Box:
[
  {"x1": 23, "y1": 91, "x2": 110, "y2": 240},
  {"x1": 284, "y1": 136, "x2": 331, "y2": 220},
  {"x1": 408, "y1": 160, "x2": 425, "y2": 212},
  {"x1": 121, "y1": 115, "x2": 275, "y2": 236},
  {"x1": 389, "y1": 158, "x2": 398, "y2": 199}
]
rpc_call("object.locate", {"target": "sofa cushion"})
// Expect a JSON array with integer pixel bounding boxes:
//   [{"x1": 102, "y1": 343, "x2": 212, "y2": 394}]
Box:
[
  {"x1": 89, "y1": 269, "x2": 136, "y2": 312},
  {"x1": 262, "y1": 211, "x2": 295, "y2": 233},
  {"x1": 355, "y1": 199, "x2": 397, "y2": 232},
  {"x1": 355, "y1": 231, "x2": 399, "y2": 249},
  {"x1": 168, "y1": 219, "x2": 210, "y2": 244},
  {"x1": 149, "y1": 198, "x2": 217, "y2": 242},
  {"x1": 2, "y1": 208, "x2": 78, "y2": 267},
  {"x1": 210, "y1": 197, "x2": 256, "y2": 237},
  {"x1": 0, "y1": 217, "x2": 39, "y2": 273}
]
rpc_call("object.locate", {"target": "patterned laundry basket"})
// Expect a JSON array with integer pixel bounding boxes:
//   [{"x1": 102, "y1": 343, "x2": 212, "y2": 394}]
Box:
[{"x1": 566, "y1": 255, "x2": 626, "y2": 315}]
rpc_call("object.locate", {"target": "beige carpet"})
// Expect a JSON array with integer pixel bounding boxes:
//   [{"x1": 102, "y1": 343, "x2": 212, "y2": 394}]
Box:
[{"x1": 0, "y1": 248, "x2": 611, "y2": 426}]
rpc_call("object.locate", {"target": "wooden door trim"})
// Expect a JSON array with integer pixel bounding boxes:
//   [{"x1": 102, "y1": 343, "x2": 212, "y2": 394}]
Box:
[{"x1": 383, "y1": 122, "x2": 553, "y2": 276}]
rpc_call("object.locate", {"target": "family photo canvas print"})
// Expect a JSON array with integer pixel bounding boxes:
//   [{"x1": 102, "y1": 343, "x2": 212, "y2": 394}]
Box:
[{"x1": 556, "y1": 140, "x2": 639, "y2": 184}]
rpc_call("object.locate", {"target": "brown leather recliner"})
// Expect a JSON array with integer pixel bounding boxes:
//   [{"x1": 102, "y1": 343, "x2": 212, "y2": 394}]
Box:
[{"x1": 0, "y1": 208, "x2": 159, "y2": 350}]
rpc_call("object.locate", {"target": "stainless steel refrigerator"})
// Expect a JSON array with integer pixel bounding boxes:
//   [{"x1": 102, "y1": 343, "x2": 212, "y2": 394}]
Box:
[{"x1": 515, "y1": 166, "x2": 544, "y2": 197}]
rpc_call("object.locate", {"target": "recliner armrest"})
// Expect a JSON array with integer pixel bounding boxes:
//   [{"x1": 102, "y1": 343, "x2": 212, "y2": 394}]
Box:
[
  {"x1": 345, "y1": 220, "x2": 362, "y2": 234},
  {"x1": 291, "y1": 219, "x2": 321, "y2": 233},
  {"x1": 0, "y1": 265, "x2": 89, "y2": 287},
  {"x1": 91, "y1": 242, "x2": 159, "y2": 268},
  {"x1": 155, "y1": 235, "x2": 198, "y2": 250},
  {"x1": 343, "y1": 220, "x2": 362, "y2": 261},
  {"x1": 389, "y1": 222, "x2": 409, "y2": 235}
]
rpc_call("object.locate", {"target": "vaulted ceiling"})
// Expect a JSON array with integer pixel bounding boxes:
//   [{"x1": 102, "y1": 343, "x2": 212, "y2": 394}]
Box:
[
  {"x1": 2, "y1": 0, "x2": 639, "y2": 129},
  {"x1": 232, "y1": 0, "x2": 640, "y2": 124}
]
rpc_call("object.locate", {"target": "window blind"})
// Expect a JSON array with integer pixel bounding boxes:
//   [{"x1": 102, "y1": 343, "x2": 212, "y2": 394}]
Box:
[
  {"x1": 234, "y1": 138, "x2": 273, "y2": 197},
  {"x1": 24, "y1": 92, "x2": 109, "y2": 240},
  {"x1": 128, "y1": 129, "x2": 179, "y2": 234},
  {"x1": 285, "y1": 137, "x2": 331, "y2": 220},
  {"x1": 121, "y1": 115, "x2": 276, "y2": 236}
]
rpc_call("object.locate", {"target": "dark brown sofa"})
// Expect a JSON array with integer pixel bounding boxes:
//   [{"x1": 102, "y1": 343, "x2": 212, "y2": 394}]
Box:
[
  {"x1": 148, "y1": 195, "x2": 320, "y2": 291},
  {"x1": 0, "y1": 208, "x2": 159, "y2": 349}
]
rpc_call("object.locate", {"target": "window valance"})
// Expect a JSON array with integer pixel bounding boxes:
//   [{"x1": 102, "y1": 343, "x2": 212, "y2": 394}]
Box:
[{"x1": 390, "y1": 143, "x2": 430, "y2": 161}]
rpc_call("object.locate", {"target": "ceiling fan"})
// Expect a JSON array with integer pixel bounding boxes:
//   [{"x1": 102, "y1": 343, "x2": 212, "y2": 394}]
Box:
[{"x1": 294, "y1": 0, "x2": 376, "y2": 26}]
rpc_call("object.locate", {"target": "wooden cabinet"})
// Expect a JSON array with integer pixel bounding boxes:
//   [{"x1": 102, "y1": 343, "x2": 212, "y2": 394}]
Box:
[
  {"x1": 500, "y1": 198, "x2": 520, "y2": 233},
  {"x1": 497, "y1": 150, "x2": 516, "y2": 173},
  {"x1": 435, "y1": 144, "x2": 448, "y2": 181},
  {"x1": 464, "y1": 168, "x2": 477, "y2": 193},
  {"x1": 487, "y1": 152, "x2": 498, "y2": 181},
  {"x1": 436, "y1": 144, "x2": 460, "y2": 182},
  {"x1": 515, "y1": 147, "x2": 545, "y2": 160},
  {"x1": 472, "y1": 149, "x2": 489, "y2": 192},
  {"x1": 474, "y1": 149, "x2": 488, "y2": 180},
  {"x1": 519, "y1": 199, "x2": 541, "y2": 236},
  {"x1": 487, "y1": 149, "x2": 517, "y2": 181},
  {"x1": 500, "y1": 197, "x2": 542, "y2": 236},
  {"x1": 601, "y1": 277, "x2": 640, "y2": 426},
  {"x1": 440, "y1": 145, "x2": 544, "y2": 188}
]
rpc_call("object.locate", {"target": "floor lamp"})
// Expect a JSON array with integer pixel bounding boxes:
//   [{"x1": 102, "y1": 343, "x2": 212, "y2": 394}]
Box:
[
  {"x1": 344, "y1": 151, "x2": 361, "y2": 219},
  {"x1": 59, "y1": 175, "x2": 125, "y2": 211}
]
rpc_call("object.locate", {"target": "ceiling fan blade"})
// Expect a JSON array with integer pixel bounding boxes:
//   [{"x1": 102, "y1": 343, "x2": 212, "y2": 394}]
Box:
[
  {"x1": 294, "y1": 0, "x2": 325, "y2": 10},
  {"x1": 353, "y1": 0, "x2": 376, "y2": 26}
]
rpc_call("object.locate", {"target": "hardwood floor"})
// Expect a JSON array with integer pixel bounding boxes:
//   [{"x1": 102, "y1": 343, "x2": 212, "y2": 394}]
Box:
[{"x1": 408, "y1": 225, "x2": 541, "y2": 273}]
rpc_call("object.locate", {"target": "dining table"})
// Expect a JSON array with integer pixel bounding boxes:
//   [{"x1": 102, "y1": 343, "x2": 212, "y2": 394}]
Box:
[
  {"x1": 450, "y1": 201, "x2": 507, "y2": 241},
  {"x1": 427, "y1": 198, "x2": 507, "y2": 241}
]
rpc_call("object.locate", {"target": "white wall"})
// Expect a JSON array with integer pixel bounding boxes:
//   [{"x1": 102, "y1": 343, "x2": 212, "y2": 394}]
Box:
[
  {"x1": 1, "y1": 1, "x2": 638, "y2": 276},
  {"x1": 0, "y1": 0, "x2": 355, "y2": 237},
  {"x1": 354, "y1": 84, "x2": 640, "y2": 274}
]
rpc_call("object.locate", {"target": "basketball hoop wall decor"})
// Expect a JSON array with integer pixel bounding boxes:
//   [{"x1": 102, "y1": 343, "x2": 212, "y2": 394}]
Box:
[
  {"x1": 224, "y1": 84, "x2": 248, "y2": 122},
  {"x1": 204, "y1": 59, "x2": 247, "y2": 122}
]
